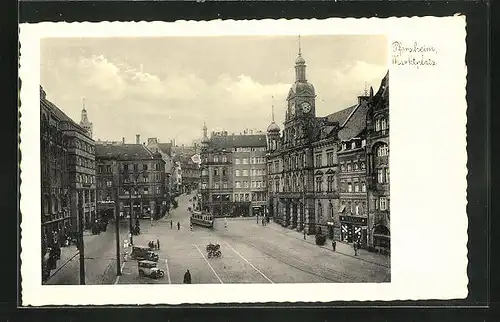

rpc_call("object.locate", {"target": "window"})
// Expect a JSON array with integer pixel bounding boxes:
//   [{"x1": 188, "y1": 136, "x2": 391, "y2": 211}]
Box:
[
  {"x1": 214, "y1": 156, "x2": 219, "y2": 163},
  {"x1": 243, "y1": 181, "x2": 249, "y2": 188},
  {"x1": 235, "y1": 158, "x2": 240, "y2": 165},
  {"x1": 235, "y1": 170, "x2": 241, "y2": 176},
  {"x1": 385, "y1": 168, "x2": 390, "y2": 183},
  {"x1": 242, "y1": 170, "x2": 249, "y2": 176},
  {"x1": 245, "y1": 194, "x2": 249, "y2": 201},
  {"x1": 222, "y1": 168, "x2": 227, "y2": 176},
  {"x1": 223, "y1": 182, "x2": 228, "y2": 189},
  {"x1": 355, "y1": 204, "x2": 360, "y2": 215},
  {"x1": 250, "y1": 157, "x2": 255, "y2": 164},
  {"x1": 348, "y1": 182, "x2": 352, "y2": 192},
  {"x1": 377, "y1": 169, "x2": 384, "y2": 183},
  {"x1": 235, "y1": 181, "x2": 241, "y2": 188},
  {"x1": 98, "y1": 165, "x2": 103, "y2": 173},
  {"x1": 354, "y1": 183, "x2": 359, "y2": 192},
  {"x1": 377, "y1": 145, "x2": 389, "y2": 157},
  {"x1": 340, "y1": 164, "x2": 345, "y2": 172},
  {"x1": 214, "y1": 168, "x2": 219, "y2": 176},
  {"x1": 380, "y1": 197, "x2": 388, "y2": 210},
  {"x1": 327, "y1": 175, "x2": 334, "y2": 192},
  {"x1": 362, "y1": 182, "x2": 366, "y2": 192},
  {"x1": 143, "y1": 164, "x2": 148, "y2": 171},
  {"x1": 143, "y1": 187, "x2": 149, "y2": 194},
  {"x1": 106, "y1": 165, "x2": 112, "y2": 173},
  {"x1": 242, "y1": 158, "x2": 248, "y2": 164},
  {"x1": 134, "y1": 164, "x2": 138, "y2": 171},
  {"x1": 318, "y1": 202, "x2": 323, "y2": 219},
  {"x1": 234, "y1": 194, "x2": 239, "y2": 202},
  {"x1": 354, "y1": 162, "x2": 358, "y2": 170},
  {"x1": 202, "y1": 183, "x2": 207, "y2": 189},
  {"x1": 315, "y1": 154, "x2": 322, "y2": 167},
  {"x1": 156, "y1": 186, "x2": 161, "y2": 195},
  {"x1": 351, "y1": 142, "x2": 356, "y2": 149},
  {"x1": 143, "y1": 176, "x2": 149, "y2": 182},
  {"x1": 202, "y1": 169, "x2": 207, "y2": 176},
  {"x1": 124, "y1": 164, "x2": 128, "y2": 172},
  {"x1": 327, "y1": 151, "x2": 334, "y2": 166},
  {"x1": 361, "y1": 161, "x2": 366, "y2": 169},
  {"x1": 251, "y1": 181, "x2": 256, "y2": 188},
  {"x1": 375, "y1": 119, "x2": 381, "y2": 132},
  {"x1": 347, "y1": 163, "x2": 352, "y2": 172},
  {"x1": 222, "y1": 156, "x2": 227, "y2": 162},
  {"x1": 315, "y1": 177, "x2": 322, "y2": 192},
  {"x1": 214, "y1": 182, "x2": 220, "y2": 189}
]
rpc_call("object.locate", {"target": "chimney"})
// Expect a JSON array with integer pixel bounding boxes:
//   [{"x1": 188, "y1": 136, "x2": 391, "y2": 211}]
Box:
[
  {"x1": 122, "y1": 137, "x2": 125, "y2": 144},
  {"x1": 136, "y1": 134, "x2": 140, "y2": 144}
]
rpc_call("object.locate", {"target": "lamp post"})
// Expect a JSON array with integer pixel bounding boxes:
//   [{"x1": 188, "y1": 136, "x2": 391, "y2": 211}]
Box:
[
  {"x1": 111, "y1": 157, "x2": 121, "y2": 277},
  {"x1": 78, "y1": 203, "x2": 85, "y2": 285}
]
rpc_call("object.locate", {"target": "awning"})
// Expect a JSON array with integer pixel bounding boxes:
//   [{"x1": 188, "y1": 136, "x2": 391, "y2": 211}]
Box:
[{"x1": 373, "y1": 234, "x2": 390, "y2": 239}]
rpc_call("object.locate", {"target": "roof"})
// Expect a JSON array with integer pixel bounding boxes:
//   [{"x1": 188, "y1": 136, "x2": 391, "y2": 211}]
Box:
[
  {"x1": 157, "y1": 143, "x2": 172, "y2": 156},
  {"x1": 95, "y1": 143, "x2": 155, "y2": 160},
  {"x1": 326, "y1": 104, "x2": 357, "y2": 126},
  {"x1": 210, "y1": 134, "x2": 267, "y2": 150},
  {"x1": 337, "y1": 101, "x2": 369, "y2": 141},
  {"x1": 40, "y1": 89, "x2": 89, "y2": 136}
]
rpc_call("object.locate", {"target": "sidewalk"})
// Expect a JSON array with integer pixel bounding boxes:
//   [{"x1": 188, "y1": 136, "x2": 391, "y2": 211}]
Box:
[
  {"x1": 45, "y1": 230, "x2": 105, "y2": 282},
  {"x1": 265, "y1": 222, "x2": 390, "y2": 268}
]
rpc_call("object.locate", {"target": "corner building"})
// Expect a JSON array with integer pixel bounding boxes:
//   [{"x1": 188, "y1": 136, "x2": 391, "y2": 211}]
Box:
[{"x1": 200, "y1": 126, "x2": 267, "y2": 217}]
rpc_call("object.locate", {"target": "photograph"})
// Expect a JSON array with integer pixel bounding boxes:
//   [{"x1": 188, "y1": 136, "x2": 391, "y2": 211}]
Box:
[{"x1": 39, "y1": 35, "x2": 390, "y2": 285}]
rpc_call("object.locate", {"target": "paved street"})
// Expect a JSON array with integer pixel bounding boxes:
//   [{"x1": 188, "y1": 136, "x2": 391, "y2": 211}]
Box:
[
  {"x1": 46, "y1": 191, "x2": 390, "y2": 285},
  {"x1": 117, "y1": 192, "x2": 390, "y2": 284}
]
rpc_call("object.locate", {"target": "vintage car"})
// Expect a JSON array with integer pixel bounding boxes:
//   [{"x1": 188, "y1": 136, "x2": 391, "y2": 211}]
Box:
[
  {"x1": 130, "y1": 245, "x2": 159, "y2": 262},
  {"x1": 138, "y1": 260, "x2": 165, "y2": 279}
]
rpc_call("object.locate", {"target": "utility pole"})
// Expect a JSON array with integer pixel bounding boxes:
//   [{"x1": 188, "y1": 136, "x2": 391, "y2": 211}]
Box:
[
  {"x1": 113, "y1": 161, "x2": 121, "y2": 276},
  {"x1": 78, "y1": 203, "x2": 85, "y2": 285}
]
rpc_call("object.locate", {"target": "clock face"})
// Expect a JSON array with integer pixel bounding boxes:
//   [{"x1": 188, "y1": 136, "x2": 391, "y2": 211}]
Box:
[{"x1": 301, "y1": 102, "x2": 312, "y2": 113}]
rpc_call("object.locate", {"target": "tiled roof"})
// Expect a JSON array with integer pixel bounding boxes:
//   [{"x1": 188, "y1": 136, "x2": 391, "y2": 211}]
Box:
[
  {"x1": 40, "y1": 90, "x2": 88, "y2": 135},
  {"x1": 210, "y1": 134, "x2": 267, "y2": 150},
  {"x1": 326, "y1": 104, "x2": 357, "y2": 127},
  {"x1": 96, "y1": 143, "x2": 155, "y2": 160},
  {"x1": 338, "y1": 101, "x2": 369, "y2": 141},
  {"x1": 157, "y1": 143, "x2": 172, "y2": 156}
]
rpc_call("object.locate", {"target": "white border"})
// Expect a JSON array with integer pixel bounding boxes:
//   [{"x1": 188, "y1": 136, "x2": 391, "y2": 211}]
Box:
[{"x1": 20, "y1": 17, "x2": 468, "y2": 306}]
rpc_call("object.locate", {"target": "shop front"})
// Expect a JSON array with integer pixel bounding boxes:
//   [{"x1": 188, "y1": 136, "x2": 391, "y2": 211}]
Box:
[{"x1": 339, "y1": 215, "x2": 368, "y2": 247}]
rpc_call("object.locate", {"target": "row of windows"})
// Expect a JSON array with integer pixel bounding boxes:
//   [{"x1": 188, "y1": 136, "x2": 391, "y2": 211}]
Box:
[
  {"x1": 340, "y1": 161, "x2": 366, "y2": 172},
  {"x1": 340, "y1": 180, "x2": 367, "y2": 193},
  {"x1": 234, "y1": 147, "x2": 266, "y2": 152},
  {"x1": 234, "y1": 192, "x2": 267, "y2": 202},
  {"x1": 234, "y1": 169, "x2": 266, "y2": 177},
  {"x1": 97, "y1": 163, "x2": 163, "y2": 174},
  {"x1": 315, "y1": 175, "x2": 336, "y2": 192},
  {"x1": 234, "y1": 157, "x2": 265, "y2": 165},
  {"x1": 76, "y1": 174, "x2": 95, "y2": 185},
  {"x1": 375, "y1": 118, "x2": 388, "y2": 132},
  {"x1": 315, "y1": 151, "x2": 336, "y2": 168},
  {"x1": 235, "y1": 181, "x2": 266, "y2": 189},
  {"x1": 71, "y1": 138, "x2": 95, "y2": 154},
  {"x1": 76, "y1": 156, "x2": 95, "y2": 170},
  {"x1": 341, "y1": 140, "x2": 366, "y2": 151}
]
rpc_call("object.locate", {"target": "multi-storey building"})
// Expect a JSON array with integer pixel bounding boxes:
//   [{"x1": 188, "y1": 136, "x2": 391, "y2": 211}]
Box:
[
  {"x1": 200, "y1": 125, "x2": 267, "y2": 217},
  {"x1": 96, "y1": 142, "x2": 167, "y2": 219},
  {"x1": 40, "y1": 87, "x2": 71, "y2": 259},
  {"x1": 172, "y1": 144, "x2": 201, "y2": 194},
  {"x1": 366, "y1": 72, "x2": 390, "y2": 251},
  {"x1": 266, "y1": 45, "x2": 340, "y2": 235},
  {"x1": 146, "y1": 137, "x2": 173, "y2": 198},
  {"x1": 96, "y1": 141, "x2": 167, "y2": 218}
]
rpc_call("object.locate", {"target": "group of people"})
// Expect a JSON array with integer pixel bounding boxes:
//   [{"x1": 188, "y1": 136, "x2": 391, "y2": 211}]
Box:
[
  {"x1": 148, "y1": 239, "x2": 161, "y2": 250},
  {"x1": 170, "y1": 220, "x2": 181, "y2": 230}
]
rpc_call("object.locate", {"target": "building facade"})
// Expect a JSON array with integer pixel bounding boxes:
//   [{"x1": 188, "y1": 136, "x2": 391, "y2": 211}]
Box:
[
  {"x1": 365, "y1": 73, "x2": 390, "y2": 251},
  {"x1": 95, "y1": 142, "x2": 167, "y2": 220},
  {"x1": 40, "y1": 87, "x2": 71, "y2": 262},
  {"x1": 266, "y1": 46, "x2": 340, "y2": 235},
  {"x1": 146, "y1": 137, "x2": 173, "y2": 199},
  {"x1": 200, "y1": 126, "x2": 267, "y2": 217}
]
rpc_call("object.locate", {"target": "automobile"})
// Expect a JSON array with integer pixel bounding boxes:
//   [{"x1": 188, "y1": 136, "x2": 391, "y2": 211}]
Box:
[
  {"x1": 138, "y1": 260, "x2": 165, "y2": 279},
  {"x1": 130, "y1": 245, "x2": 159, "y2": 262}
]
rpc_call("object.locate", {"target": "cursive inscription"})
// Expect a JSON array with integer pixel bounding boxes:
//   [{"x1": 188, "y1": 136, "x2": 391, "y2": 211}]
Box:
[{"x1": 392, "y1": 41, "x2": 438, "y2": 68}]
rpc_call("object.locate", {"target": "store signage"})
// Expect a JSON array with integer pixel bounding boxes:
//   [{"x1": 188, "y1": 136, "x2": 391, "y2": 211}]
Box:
[{"x1": 339, "y1": 215, "x2": 367, "y2": 225}]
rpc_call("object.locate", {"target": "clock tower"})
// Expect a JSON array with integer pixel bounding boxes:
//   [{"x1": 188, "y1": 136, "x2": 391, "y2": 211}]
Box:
[{"x1": 284, "y1": 36, "x2": 316, "y2": 147}]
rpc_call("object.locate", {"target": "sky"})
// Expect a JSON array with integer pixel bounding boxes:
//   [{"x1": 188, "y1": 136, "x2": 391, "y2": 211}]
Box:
[{"x1": 40, "y1": 35, "x2": 388, "y2": 145}]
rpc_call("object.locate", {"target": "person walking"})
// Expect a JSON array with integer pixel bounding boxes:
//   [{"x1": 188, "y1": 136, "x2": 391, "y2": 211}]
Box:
[
  {"x1": 224, "y1": 217, "x2": 227, "y2": 230},
  {"x1": 183, "y1": 269, "x2": 192, "y2": 284},
  {"x1": 157, "y1": 239, "x2": 160, "y2": 250},
  {"x1": 177, "y1": 221, "x2": 180, "y2": 230},
  {"x1": 332, "y1": 240, "x2": 336, "y2": 252},
  {"x1": 170, "y1": 220, "x2": 173, "y2": 229},
  {"x1": 353, "y1": 241, "x2": 358, "y2": 256}
]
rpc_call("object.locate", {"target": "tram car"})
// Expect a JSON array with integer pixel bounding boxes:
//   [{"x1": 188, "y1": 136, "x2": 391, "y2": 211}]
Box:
[{"x1": 190, "y1": 211, "x2": 214, "y2": 228}]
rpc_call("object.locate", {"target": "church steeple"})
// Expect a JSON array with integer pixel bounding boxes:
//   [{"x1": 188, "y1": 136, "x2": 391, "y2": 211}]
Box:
[
  {"x1": 295, "y1": 35, "x2": 307, "y2": 82},
  {"x1": 201, "y1": 121, "x2": 209, "y2": 147},
  {"x1": 79, "y1": 97, "x2": 93, "y2": 138}
]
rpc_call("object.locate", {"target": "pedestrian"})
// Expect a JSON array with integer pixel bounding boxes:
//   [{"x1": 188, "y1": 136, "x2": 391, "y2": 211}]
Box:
[
  {"x1": 157, "y1": 239, "x2": 160, "y2": 250},
  {"x1": 332, "y1": 240, "x2": 336, "y2": 252},
  {"x1": 177, "y1": 221, "x2": 180, "y2": 230},
  {"x1": 224, "y1": 217, "x2": 227, "y2": 230},
  {"x1": 190, "y1": 223, "x2": 193, "y2": 231},
  {"x1": 170, "y1": 220, "x2": 173, "y2": 229},
  {"x1": 354, "y1": 241, "x2": 358, "y2": 256},
  {"x1": 183, "y1": 269, "x2": 192, "y2": 284}
]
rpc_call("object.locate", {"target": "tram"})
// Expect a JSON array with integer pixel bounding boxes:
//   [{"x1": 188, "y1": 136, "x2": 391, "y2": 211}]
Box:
[{"x1": 190, "y1": 211, "x2": 214, "y2": 228}]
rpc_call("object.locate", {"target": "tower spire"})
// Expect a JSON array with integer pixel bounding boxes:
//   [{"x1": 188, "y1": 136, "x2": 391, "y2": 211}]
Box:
[
  {"x1": 82, "y1": 97, "x2": 86, "y2": 111},
  {"x1": 298, "y1": 35, "x2": 302, "y2": 56},
  {"x1": 364, "y1": 81, "x2": 368, "y2": 96},
  {"x1": 271, "y1": 96, "x2": 275, "y2": 122}
]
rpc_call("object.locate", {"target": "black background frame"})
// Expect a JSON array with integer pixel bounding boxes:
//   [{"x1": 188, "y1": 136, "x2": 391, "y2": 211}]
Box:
[{"x1": 3, "y1": 0, "x2": 494, "y2": 321}]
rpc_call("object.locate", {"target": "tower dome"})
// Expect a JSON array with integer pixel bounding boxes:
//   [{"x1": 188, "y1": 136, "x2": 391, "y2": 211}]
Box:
[
  {"x1": 267, "y1": 122, "x2": 280, "y2": 133},
  {"x1": 295, "y1": 54, "x2": 306, "y2": 65}
]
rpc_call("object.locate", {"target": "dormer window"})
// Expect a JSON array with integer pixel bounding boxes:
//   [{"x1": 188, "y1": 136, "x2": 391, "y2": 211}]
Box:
[
  {"x1": 342, "y1": 143, "x2": 347, "y2": 150},
  {"x1": 351, "y1": 142, "x2": 356, "y2": 149}
]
